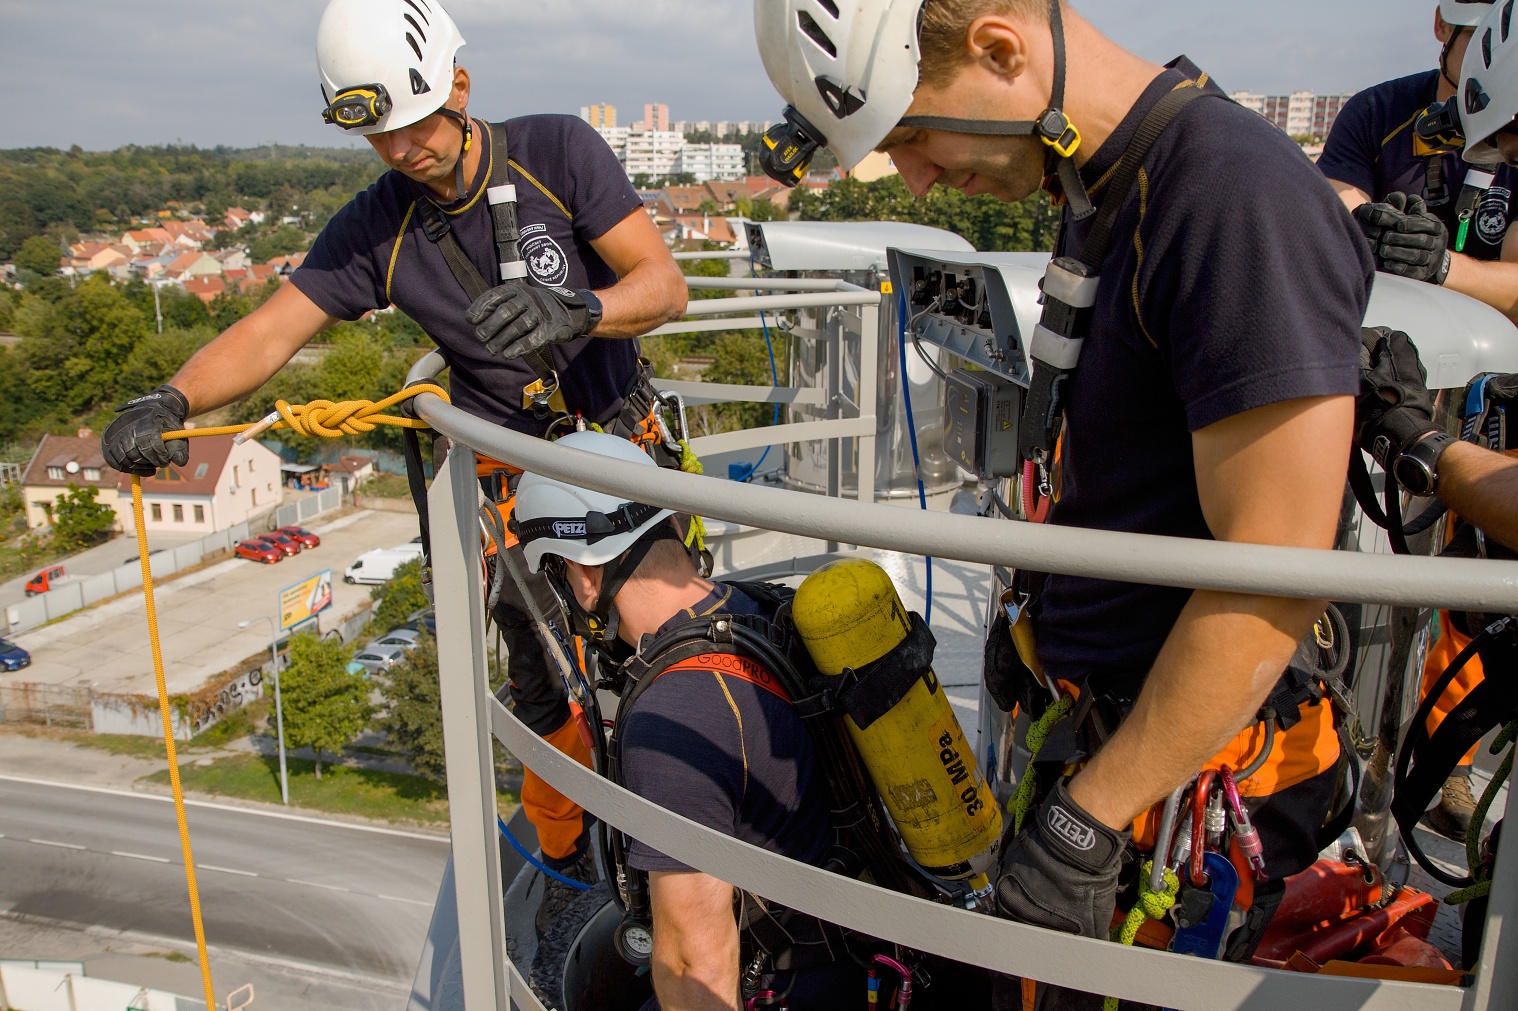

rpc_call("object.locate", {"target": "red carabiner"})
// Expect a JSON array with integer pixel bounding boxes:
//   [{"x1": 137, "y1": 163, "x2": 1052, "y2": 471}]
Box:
[{"x1": 1190, "y1": 769, "x2": 1216, "y2": 887}]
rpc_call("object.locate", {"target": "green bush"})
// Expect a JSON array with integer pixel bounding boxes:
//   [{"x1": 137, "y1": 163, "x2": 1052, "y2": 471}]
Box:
[
  {"x1": 370, "y1": 557, "x2": 428, "y2": 633},
  {"x1": 50, "y1": 484, "x2": 117, "y2": 551},
  {"x1": 380, "y1": 632, "x2": 445, "y2": 782},
  {"x1": 279, "y1": 632, "x2": 372, "y2": 778}
]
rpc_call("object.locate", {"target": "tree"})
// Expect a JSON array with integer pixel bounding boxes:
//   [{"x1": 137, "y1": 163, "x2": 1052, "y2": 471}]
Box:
[
  {"x1": 279, "y1": 632, "x2": 373, "y2": 779},
  {"x1": 380, "y1": 632, "x2": 445, "y2": 782},
  {"x1": 15, "y1": 235, "x2": 61, "y2": 278},
  {"x1": 248, "y1": 223, "x2": 309, "y2": 264},
  {"x1": 370, "y1": 557, "x2": 429, "y2": 633},
  {"x1": 50, "y1": 484, "x2": 117, "y2": 550},
  {"x1": 703, "y1": 331, "x2": 779, "y2": 434}
]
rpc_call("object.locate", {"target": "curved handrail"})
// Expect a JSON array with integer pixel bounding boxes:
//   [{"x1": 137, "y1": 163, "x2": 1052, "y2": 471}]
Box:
[{"x1": 406, "y1": 362, "x2": 1518, "y2": 612}]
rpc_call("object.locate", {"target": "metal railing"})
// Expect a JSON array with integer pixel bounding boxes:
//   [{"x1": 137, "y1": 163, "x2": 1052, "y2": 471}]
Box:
[{"x1": 407, "y1": 286, "x2": 1518, "y2": 1011}]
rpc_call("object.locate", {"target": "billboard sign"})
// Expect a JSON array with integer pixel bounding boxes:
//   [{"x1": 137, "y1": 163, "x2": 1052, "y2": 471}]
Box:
[{"x1": 279, "y1": 568, "x2": 333, "y2": 631}]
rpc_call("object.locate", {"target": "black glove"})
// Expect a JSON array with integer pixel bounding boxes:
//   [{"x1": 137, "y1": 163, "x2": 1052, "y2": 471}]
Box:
[
  {"x1": 465, "y1": 281, "x2": 594, "y2": 361},
  {"x1": 1356, "y1": 327, "x2": 1441, "y2": 470},
  {"x1": 995, "y1": 777, "x2": 1129, "y2": 939},
  {"x1": 102, "y1": 385, "x2": 191, "y2": 476},
  {"x1": 1353, "y1": 192, "x2": 1452, "y2": 285}
]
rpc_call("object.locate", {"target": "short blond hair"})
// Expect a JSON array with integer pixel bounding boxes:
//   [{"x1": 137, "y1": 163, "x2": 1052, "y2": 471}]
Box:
[{"x1": 917, "y1": 0, "x2": 1055, "y2": 87}]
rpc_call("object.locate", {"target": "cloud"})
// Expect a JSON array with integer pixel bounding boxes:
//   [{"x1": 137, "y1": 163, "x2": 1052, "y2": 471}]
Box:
[{"x1": 0, "y1": 0, "x2": 1443, "y2": 150}]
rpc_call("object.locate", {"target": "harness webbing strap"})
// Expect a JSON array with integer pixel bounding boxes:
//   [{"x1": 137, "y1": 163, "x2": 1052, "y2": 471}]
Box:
[
  {"x1": 662, "y1": 654, "x2": 793, "y2": 704},
  {"x1": 835, "y1": 612, "x2": 937, "y2": 731}
]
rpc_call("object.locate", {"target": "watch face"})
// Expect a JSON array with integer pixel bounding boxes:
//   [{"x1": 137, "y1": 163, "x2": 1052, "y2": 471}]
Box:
[{"x1": 1393, "y1": 454, "x2": 1435, "y2": 496}]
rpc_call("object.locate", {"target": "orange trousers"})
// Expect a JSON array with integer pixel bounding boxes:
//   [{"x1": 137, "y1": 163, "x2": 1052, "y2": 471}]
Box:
[
  {"x1": 521, "y1": 716, "x2": 595, "y2": 861},
  {"x1": 1420, "y1": 610, "x2": 1482, "y2": 767}
]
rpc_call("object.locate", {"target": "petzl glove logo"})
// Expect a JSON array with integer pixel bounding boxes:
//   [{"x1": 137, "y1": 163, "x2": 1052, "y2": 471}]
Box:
[{"x1": 1046, "y1": 805, "x2": 1096, "y2": 852}]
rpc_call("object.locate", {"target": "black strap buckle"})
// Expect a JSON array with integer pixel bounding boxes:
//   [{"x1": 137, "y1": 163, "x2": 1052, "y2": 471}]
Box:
[{"x1": 417, "y1": 200, "x2": 451, "y2": 243}]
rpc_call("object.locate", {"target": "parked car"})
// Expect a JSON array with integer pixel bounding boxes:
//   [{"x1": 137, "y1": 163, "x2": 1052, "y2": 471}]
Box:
[
  {"x1": 0, "y1": 638, "x2": 30, "y2": 671},
  {"x1": 258, "y1": 533, "x2": 302, "y2": 557},
  {"x1": 372, "y1": 628, "x2": 422, "y2": 650},
  {"x1": 350, "y1": 643, "x2": 408, "y2": 675},
  {"x1": 399, "y1": 611, "x2": 436, "y2": 636},
  {"x1": 345, "y1": 661, "x2": 371, "y2": 679},
  {"x1": 235, "y1": 540, "x2": 284, "y2": 564},
  {"x1": 278, "y1": 526, "x2": 321, "y2": 549},
  {"x1": 25, "y1": 566, "x2": 83, "y2": 596},
  {"x1": 344, "y1": 546, "x2": 421, "y2": 585}
]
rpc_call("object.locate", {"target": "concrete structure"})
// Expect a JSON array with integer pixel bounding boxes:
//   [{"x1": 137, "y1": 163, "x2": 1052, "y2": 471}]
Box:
[
  {"x1": 622, "y1": 127, "x2": 686, "y2": 180},
  {"x1": 113, "y1": 433, "x2": 283, "y2": 535},
  {"x1": 18, "y1": 434, "x2": 118, "y2": 532},
  {"x1": 1232, "y1": 90, "x2": 1356, "y2": 139},
  {"x1": 642, "y1": 102, "x2": 669, "y2": 132},
  {"x1": 672, "y1": 142, "x2": 746, "y2": 182}
]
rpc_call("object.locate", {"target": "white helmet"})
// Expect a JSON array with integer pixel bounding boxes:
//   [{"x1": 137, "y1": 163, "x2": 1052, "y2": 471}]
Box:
[
  {"x1": 316, "y1": 0, "x2": 466, "y2": 135},
  {"x1": 514, "y1": 432, "x2": 675, "y2": 574},
  {"x1": 1442, "y1": 0, "x2": 1496, "y2": 27},
  {"x1": 754, "y1": 0, "x2": 926, "y2": 175},
  {"x1": 1458, "y1": 0, "x2": 1518, "y2": 164}
]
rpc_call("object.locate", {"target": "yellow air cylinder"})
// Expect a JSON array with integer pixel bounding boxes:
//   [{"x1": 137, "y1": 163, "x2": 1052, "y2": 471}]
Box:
[{"x1": 792, "y1": 559, "x2": 1002, "y2": 879}]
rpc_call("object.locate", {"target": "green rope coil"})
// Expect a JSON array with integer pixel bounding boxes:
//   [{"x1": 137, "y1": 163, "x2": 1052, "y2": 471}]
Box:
[
  {"x1": 1008, "y1": 694, "x2": 1074, "y2": 836},
  {"x1": 1102, "y1": 860, "x2": 1181, "y2": 1011},
  {"x1": 1448, "y1": 720, "x2": 1516, "y2": 907}
]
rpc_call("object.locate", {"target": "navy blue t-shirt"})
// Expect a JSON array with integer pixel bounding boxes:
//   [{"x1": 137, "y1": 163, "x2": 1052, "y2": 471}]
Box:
[
  {"x1": 1318, "y1": 70, "x2": 1517, "y2": 259},
  {"x1": 291, "y1": 115, "x2": 646, "y2": 435},
  {"x1": 1034, "y1": 61, "x2": 1373, "y2": 688},
  {"x1": 620, "y1": 584, "x2": 833, "y2": 874}
]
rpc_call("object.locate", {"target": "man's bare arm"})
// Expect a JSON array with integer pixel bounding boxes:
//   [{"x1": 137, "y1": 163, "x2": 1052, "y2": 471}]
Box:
[
  {"x1": 1068, "y1": 396, "x2": 1353, "y2": 829},
  {"x1": 1436, "y1": 441, "x2": 1518, "y2": 551},
  {"x1": 648, "y1": 870, "x2": 739, "y2": 1011},
  {"x1": 168, "y1": 283, "x2": 338, "y2": 416},
  {"x1": 1441, "y1": 223, "x2": 1518, "y2": 323},
  {"x1": 1330, "y1": 179, "x2": 1371, "y2": 214},
  {"x1": 587, "y1": 209, "x2": 688, "y2": 339}
]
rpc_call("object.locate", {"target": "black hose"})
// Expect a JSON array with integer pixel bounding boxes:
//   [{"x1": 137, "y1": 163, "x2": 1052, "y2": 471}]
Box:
[{"x1": 1235, "y1": 717, "x2": 1275, "y2": 784}]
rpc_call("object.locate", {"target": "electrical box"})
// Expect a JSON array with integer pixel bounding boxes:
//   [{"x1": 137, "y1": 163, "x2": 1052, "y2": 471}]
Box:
[{"x1": 943, "y1": 369, "x2": 1022, "y2": 479}]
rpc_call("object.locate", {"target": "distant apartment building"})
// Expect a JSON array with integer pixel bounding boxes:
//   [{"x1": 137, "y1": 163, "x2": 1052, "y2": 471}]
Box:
[
  {"x1": 642, "y1": 103, "x2": 670, "y2": 132},
  {"x1": 1232, "y1": 90, "x2": 1356, "y2": 139},
  {"x1": 673, "y1": 143, "x2": 746, "y2": 183},
  {"x1": 580, "y1": 103, "x2": 617, "y2": 129},
  {"x1": 622, "y1": 128, "x2": 687, "y2": 180}
]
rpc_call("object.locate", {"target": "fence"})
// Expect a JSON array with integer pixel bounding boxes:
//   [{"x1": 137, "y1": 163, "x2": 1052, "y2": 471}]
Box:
[
  {"x1": 405, "y1": 278, "x2": 1518, "y2": 1011},
  {"x1": 3, "y1": 487, "x2": 345, "y2": 636},
  {"x1": 0, "y1": 960, "x2": 200, "y2": 1011}
]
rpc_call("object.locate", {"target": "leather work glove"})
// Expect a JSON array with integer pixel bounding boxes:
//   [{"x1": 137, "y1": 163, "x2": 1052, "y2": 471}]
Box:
[
  {"x1": 1352, "y1": 192, "x2": 1452, "y2": 285},
  {"x1": 995, "y1": 777, "x2": 1129, "y2": 939},
  {"x1": 1356, "y1": 327, "x2": 1441, "y2": 470},
  {"x1": 465, "y1": 281, "x2": 595, "y2": 361},
  {"x1": 102, "y1": 385, "x2": 191, "y2": 476}
]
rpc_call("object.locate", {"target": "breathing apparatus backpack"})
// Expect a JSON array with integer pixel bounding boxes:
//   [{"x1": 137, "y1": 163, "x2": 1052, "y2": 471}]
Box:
[{"x1": 598, "y1": 568, "x2": 999, "y2": 994}]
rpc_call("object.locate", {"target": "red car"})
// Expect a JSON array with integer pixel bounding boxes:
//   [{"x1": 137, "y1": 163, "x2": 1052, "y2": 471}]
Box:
[
  {"x1": 257, "y1": 533, "x2": 301, "y2": 557},
  {"x1": 278, "y1": 526, "x2": 321, "y2": 549},
  {"x1": 236, "y1": 540, "x2": 283, "y2": 564}
]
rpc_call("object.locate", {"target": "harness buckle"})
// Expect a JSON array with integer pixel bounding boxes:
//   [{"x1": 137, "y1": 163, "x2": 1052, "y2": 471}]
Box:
[
  {"x1": 522, "y1": 373, "x2": 568, "y2": 415},
  {"x1": 1036, "y1": 108, "x2": 1081, "y2": 160},
  {"x1": 418, "y1": 201, "x2": 452, "y2": 243}
]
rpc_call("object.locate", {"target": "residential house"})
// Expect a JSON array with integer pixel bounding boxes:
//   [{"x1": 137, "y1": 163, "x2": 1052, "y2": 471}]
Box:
[
  {"x1": 163, "y1": 251, "x2": 223, "y2": 283},
  {"x1": 62, "y1": 242, "x2": 131, "y2": 276},
  {"x1": 669, "y1": 214, "x2": 737, "y2": 247},
  {"x1": 19, "y1": 433, "x2": 120, "y2": 532},
  {"x1": 703, "y1": 180, "x2": 756, "y2": 210},
  {"x1": 222, "y1": 206, "x2": 265, "y2": 230},
  {"x1": 847, "y1": 151, "x2": 900, "y2": 183},
  {"x1": 162, "y1": 220, "x2": 216, "y2": 249},
  {"x1": 114, "y1": 433, "x2": 284, "y2": 535},
  {"x1": 120, "y1": 227, "x2": 174, "y2": 254},
  {"x1": 267, "y1": 252, "x2": 307, "y2": 274},
  {"x1": 183, "y1": 276, "x2": 227, "y2": 304},
  {"x1": 210, "y1": 248, "x2": 249, "y2": 272},
  {"x1": 329, "y1": 456, "x2": 375, "y2": 494},
  {"x1": 659, "y1": 186, "x2": 709, "y2": 215}
]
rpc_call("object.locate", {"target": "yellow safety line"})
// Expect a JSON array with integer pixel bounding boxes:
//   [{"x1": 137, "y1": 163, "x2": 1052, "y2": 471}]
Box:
[
  {"x1": 129, "y1": 381, "x2": 453, "y2": 1011},
  {"x1": 132, "y1": 474, "x2": 218, "y2": 1011}
]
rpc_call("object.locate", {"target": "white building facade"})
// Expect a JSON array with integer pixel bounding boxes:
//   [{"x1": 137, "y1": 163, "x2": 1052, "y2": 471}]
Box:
[{"x1": 673, "y1": 143, "x2": 746, "y2": 183}]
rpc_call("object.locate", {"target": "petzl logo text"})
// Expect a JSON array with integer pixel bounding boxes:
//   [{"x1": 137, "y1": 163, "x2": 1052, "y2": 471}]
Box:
[
  {"x1": 1046, "y1": 806, "x2": 1096, "y2": 851},
  {"x1": 552, "y1": 520, "x2": 587, "y2": 538}
]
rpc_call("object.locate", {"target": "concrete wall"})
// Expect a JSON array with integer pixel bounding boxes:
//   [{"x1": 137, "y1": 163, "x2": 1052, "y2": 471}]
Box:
[{"x1": 0, "y1": 961, "x2": 189, "y2": 1011}]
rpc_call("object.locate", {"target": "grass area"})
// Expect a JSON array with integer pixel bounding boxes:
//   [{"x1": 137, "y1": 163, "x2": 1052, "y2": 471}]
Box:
[
  {"x1": 356, "y1": 472, "x2": 414, "y2": 499},
  {"x1": 188, "y1": 698, "x2": 271, "y2": 748},
  {"x1": 141, "y1": 752, "x2": 512, "y2": 826},
  {"x1": 73, "y1": 732, "x2": 168, "y2": 759}
]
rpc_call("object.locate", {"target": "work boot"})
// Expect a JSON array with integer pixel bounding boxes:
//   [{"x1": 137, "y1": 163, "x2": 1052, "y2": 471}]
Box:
[
  {"x1": 1424, "y1": 772, "x2": 1477, "y2": 842},
  {"x1": 535, "y1": 852, "x2": 597, "y2": 938}
]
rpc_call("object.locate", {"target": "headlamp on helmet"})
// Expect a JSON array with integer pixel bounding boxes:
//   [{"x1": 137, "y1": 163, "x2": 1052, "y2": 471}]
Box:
[
  {"x1": 1415, "y1": 97, "x2": 1467, "y2": 155},
  {"x1": 761, "y1": 107, "x2": 829, "y2": 187},
  {"x1": 323, "y1": 83, "x2": 394, "y2": 130}
]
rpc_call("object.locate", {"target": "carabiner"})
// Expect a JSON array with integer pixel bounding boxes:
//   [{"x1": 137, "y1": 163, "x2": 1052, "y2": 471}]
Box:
[{"x1": 1189, "y1": 769, "x2": 1216, "y2": 887}]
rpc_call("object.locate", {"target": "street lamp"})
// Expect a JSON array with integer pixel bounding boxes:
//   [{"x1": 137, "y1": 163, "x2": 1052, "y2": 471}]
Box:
[{"x1": 239, "y1": 616, "x2": 289, "y2": 805}]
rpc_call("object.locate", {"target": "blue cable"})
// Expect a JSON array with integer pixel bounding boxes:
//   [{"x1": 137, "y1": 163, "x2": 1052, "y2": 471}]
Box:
[
  {"x1": 897, "y1": 293, "x2": 933, "y2": 627},
  {"x1": 498, "y1": 815, "x2": 592, "y2": 892},
  {"x1": 729, "y1": 312, "x2": 783, "y2": 482}
]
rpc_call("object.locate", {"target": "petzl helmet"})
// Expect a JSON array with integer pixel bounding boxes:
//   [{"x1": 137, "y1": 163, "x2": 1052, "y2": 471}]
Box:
[
  {"x1": 1458, "y1": 0, "x2": 1518, "y2": 164},
  {"x1": 513, "y1": 431, "x2": 677, "y2": 642},
  {"x1": 1442, "y1": 0, "x2": 1496, "y2": 27},
  {"x1": 316, "y1": 0, "x2": 466, "y2": 135}
]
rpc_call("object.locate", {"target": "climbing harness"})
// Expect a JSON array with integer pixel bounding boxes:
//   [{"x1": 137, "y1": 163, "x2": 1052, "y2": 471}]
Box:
[{"x1": 130, "y1": 383, "x2": 449, "y2": 1011}]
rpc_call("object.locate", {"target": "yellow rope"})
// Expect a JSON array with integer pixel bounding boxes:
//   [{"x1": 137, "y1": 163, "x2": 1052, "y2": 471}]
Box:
[
  {"x1": 131, "y1": 476, "x2": 218, "y2": 1011},
  {"x1": 1102, "y1": 861, "x2": 1181, "y2": 1011},
  {"x1": 131, "y1": 382, "x2": 449, "y2": 1009}
]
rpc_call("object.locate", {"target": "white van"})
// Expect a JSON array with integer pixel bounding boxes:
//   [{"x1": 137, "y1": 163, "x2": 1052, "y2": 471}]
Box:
[{"x1": 344, "y1": 543, "x2": 424, "y2": 585}]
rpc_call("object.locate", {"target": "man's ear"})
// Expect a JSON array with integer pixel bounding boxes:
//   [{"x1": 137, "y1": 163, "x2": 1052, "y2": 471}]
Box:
[
  {"x1": 450, "y1": 66, "x2": 471, "y2": 112},
  {"x1": 563, "y1": 559, "x2": 603, "y2": 608},
  {"x1": 965, "y1": 14, "x2": 1030, "y2": 83},
  {"x1": 1435, "y1": 9, "x2": 1454, "y2": 45}
]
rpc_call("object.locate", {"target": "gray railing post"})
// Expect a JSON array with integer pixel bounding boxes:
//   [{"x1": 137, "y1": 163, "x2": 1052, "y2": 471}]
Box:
[
  {"x1": 429, "y1": 440, "x2": 509, "y2": 1011},
  {"x1": 1463, "y1": 771, "x2": 1518, "y2": 1009}
]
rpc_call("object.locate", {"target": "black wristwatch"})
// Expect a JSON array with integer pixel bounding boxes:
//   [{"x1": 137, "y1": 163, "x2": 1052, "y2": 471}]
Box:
[
  {"x1": 579, "y1": 288, "x2": 604, "y2": 333},
  {"x1": 1393, "y1": 431, "x2": 1457, "y2": 496}
]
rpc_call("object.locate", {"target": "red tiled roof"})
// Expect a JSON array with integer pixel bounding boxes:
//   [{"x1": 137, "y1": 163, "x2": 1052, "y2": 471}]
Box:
[
  {"x1": 184, "y1": 276, "x2": 226, "y2": 303},
  {"x1": 115, "y1": 434, "x2": 237, "y2": 496},
  {"x1": 21, "y1": 435, "x2": 118, "y2": 489}
]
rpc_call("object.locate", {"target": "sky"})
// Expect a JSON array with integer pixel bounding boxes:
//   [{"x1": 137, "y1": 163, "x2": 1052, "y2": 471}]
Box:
[{"x1": 1, "y1": 0, "x2": 1440, "y2": 151}]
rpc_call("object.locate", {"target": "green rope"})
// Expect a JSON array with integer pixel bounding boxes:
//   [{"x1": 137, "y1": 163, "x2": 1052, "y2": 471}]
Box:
[
  {"x1": 1008, "y1": 694, "x2": 1074, "y2": 836},
  {"x1": 677, "y1": 440, "x2": 708, "y2": 553},
  {"x1": 1447, "y1": 720, "x2": 1516, "y2": 907},
  {"x1": 1102, "y1": 861, "x2": 1180, "y2": 1011}
]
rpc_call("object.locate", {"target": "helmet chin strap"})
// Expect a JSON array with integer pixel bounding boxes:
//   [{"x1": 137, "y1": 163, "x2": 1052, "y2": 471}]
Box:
[
  {"x1": 896, "y1": 0, "x2": 1094, "y2": 218},
  {"x1": 437, "y1": 108, "x2": 474, "y2": 202},
  {"x1": 550, "y1": 526, "x2": 680, "y2": 644}
]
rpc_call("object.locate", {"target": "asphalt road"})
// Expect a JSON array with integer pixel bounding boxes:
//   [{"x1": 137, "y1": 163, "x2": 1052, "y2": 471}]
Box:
[
  {"x1": 5, "y1": 509, "x2": 420, "y2": 695},
  {"x1": 0, "y1": 775, "x2": 449, "y2": 994},
  {"x1": 0, "y1": 528, "x2": 203, "y2": 614}
]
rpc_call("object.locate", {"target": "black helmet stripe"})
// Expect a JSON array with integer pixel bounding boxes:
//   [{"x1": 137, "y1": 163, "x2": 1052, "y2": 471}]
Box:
[
  {"x1": 402, "y1": 0, "x2": 430, "y2": 25},
  {"x1": 403, "y1": 12, "x2": 427, "y2": 42},
  {"x1": 405, "y1": 31, "x2": 424, "y2": 62}
]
